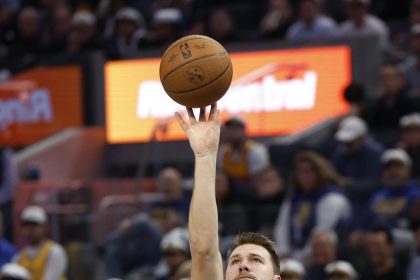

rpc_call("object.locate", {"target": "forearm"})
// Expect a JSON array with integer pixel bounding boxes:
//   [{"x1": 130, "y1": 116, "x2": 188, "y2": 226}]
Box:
[{"x1": 189, "y1": 154, "x2": 219, "y2": 256}]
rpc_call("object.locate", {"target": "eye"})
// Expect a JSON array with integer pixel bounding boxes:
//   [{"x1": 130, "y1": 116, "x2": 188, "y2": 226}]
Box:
[
  {"x1": 230, "y1": 259, "x2": 240, "y2": 265},
  {"x1": 251, "y1": 257, "x2": 263, "y2": 263}
]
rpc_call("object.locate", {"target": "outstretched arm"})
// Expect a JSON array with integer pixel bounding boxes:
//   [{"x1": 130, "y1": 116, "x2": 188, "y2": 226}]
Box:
[{"x1": 175, "y1": 104, "x2": 223, "y2": 280}]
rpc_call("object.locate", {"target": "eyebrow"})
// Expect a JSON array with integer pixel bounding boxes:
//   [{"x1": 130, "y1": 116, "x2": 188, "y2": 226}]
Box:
[{"x1": 229, "y1": 253, "x2": 265, "y2": 261}]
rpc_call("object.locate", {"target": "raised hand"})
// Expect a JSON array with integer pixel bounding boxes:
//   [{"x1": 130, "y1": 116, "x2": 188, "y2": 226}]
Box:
[{"x1": 175, "y1": 104, "x2": 220, "y2": 158}]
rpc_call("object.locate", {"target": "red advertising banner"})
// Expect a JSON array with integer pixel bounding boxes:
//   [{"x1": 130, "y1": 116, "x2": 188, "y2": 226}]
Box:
[{"x1": 0, "y1": 66, "x2": 83, "y2": 147}]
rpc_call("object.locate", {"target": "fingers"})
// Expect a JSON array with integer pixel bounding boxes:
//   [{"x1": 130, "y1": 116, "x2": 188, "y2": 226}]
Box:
[
  {"x1": 175, "y1": 112, "x2": 188, "y2": 131},
  {"x1": 199, "y1": 107, "x2": 206, "y2": 122},
  {"x1": 187, "y1": 107, "x2": 197, "y2": 124},
  {"x1": 209, "y1": 103, "x2": 217, "y2": 121}
]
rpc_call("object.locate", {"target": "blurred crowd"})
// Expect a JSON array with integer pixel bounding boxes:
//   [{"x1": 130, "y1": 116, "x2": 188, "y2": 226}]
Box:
[{"x1": 1, "y1": 0, "x2": 420, "y2": 280}]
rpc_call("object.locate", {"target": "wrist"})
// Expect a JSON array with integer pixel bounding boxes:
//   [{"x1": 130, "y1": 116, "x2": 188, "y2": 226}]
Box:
[{"x1": 194, "y1": 152, "x2": 217, "y2": 161}]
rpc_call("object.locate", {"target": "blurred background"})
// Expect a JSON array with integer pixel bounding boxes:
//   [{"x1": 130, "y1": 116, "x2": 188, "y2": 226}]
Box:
[{"x1": 1, "y1": 0, "x2": 420, "y2": 280}]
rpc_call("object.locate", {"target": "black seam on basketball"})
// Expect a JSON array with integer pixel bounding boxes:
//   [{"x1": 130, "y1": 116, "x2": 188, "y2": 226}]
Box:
[
  {"x1": 162, "y1": 52, "x2": 228, "y2": 84},
  {"x1": 167, "y1": 61, "x2": 232, "y2": 94},
  {"x1": 161, "y1": 35, "x2": 222, "y2": 58}
]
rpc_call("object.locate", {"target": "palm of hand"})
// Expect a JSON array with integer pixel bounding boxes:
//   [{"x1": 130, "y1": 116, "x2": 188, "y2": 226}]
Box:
[{"x1": 186, "y1": 121, "x2": 220, "y2": 157}]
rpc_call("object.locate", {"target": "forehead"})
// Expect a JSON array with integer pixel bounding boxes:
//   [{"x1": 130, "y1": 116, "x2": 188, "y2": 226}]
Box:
[{"x1": 230, "y1": 244, "x2": 271, "y2": 259}]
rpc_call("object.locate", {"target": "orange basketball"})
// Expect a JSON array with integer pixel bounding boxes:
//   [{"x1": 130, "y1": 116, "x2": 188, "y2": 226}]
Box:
[{"x1": 159, "y1": 35, "x2": 233, "y2": 108}]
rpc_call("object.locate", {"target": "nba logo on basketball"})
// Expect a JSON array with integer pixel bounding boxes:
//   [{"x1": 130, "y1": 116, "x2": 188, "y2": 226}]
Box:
[{"x1": 180, "y1": 43, "x2": 192, "y2": 59}]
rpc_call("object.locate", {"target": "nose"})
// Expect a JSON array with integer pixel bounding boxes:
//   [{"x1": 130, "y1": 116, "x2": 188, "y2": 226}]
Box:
[{"x1": 239, "y1": 262, "x2": 250, "y2": 272}]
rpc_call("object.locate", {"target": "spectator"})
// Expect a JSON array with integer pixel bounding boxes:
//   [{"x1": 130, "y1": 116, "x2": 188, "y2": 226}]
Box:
[
  {"x1": 66, "y1": 10, "x2": 101, "y2": 54},
  {"x1": 325, "y1": 261, "x2": 358, "y2": 280},
  {"x1": 273, "y1": 151, "x2": 351, "y2": 260},
  {"x1": 14, "y1": 206, "x2": 67, "y2": 280},
  {"x1": 217, "y1": 116, "x2": 270, "y2": 184},
  {"x1": 5, "y1": 7, "x2": 44, "y2": 73},
  {"x1": 399, "y1": 24, "x2": 420, "y2": 97},
  {"x1": 205, "y1": 7, "x2": 243, "y2": 43},
  {"x1": 398, "y1": 113, "x2": 420, "y2": 179},
  {"x1": 411, "y1": 0, "x2": 420, "y2": 25},
  {"x1": 45, "y1": 5, "x2": 72, "y2": 53},
  {"x1": 365, "y1": 149, "x2": 420, "y2": 230},
  {"x1": 0, "y1": 148, "x2": 16, "y2": 242},
  {"x1": 0, "y1": 212, "x2": 16, "y2": 268},
  {"x1": 105, "y1": 7, "x2": 146, "y2": 59},
  {"x1": 342, "y1": 82, "x2": 367, "y2": 118},
  {"x1": 366, "y1": 64, "x2": 419, "y2": 146},
  {"x1": 259, "y1": 0, "x2": 294, "y2": 40},
  {"x1": 0, "y1": 263, "x2": 30, "y2": 280},
  {"x1": 331, "y1": 116, "x2": 384, "y2": 219},
  {"x1": 360, "y1": 226, "x2": 405, "y2": 280},
  {"x1": 339, "y1": 0, "x2": 389, "y2": 50},
  {"x1": 146, "y1": 8, "x2": 183, "y2": 48},
  {"x1": 251, "y1": 166, "x2": 285, "y2": 236},
  {"x1": 280, "y1": 258, "x2": 305, "y2": 280},
  {"x1": 305, "y1": 229, "x2": 338, "y2": 280},
  {"x1": 155, "y1": 227, "x2": 190, "y2": 280},
  {"x1": 286, "y1": 0, "x2": 336, "y2": 41},
  {"x1": 408, "y1": 223, "x2": 420, "y2": 280}
]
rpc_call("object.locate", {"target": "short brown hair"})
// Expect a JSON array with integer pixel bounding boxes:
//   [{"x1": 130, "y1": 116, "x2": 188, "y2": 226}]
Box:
[{"x1": 226, "y1": 232, "x2": 280, "y2": 275}]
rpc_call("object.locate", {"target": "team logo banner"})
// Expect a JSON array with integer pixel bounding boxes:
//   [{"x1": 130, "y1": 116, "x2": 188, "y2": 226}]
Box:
[
  {"x1": 0, "y1": 66, "x2": 83, "y2": 147},
  {"x1": 105, "y1": 46, "x2": 351, "y2": 143}
]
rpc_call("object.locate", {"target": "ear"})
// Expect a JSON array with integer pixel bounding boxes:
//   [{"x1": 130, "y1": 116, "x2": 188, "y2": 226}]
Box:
[{"x1": 274, "y1": 275, "x2": 281, "y2": 280}]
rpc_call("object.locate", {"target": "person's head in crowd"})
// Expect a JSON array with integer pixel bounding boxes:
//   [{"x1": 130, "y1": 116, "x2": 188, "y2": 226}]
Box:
[
  {"x1": 399, "y1": 113, "x2": 420, "y2": 150},
  {"x1": 381, "y1": 148, "x2": 411, "y2": 187},
  {"x1": 0, "y1": 263, "x2": 30, "y2": 280},
  {"x1": 114, "y1": 7, "x2": 145, "y2": 41},
  {"x1": 207, "y1": 7, "x2": 235, "y2": 42},
  {"x1": 343, "y1": 83, "x2": 366, "y2": 116},
  {"x1": 260, "y1": 0, "x2": 293, "y2": 35},
  {"x1": 253, "y1": 166, "x2": 284, "y2": 200},
  {"x1": 215, "y1": 170, "x2": 232, "y2": 206},
  {"x1": 298, "y1": 0, "x2": 320, "y2": 24},
  {"x1": 157, "y1": 167, "x2": 184, "y2": 202},
  {"x1": 293, "y1": 151, "x2": 343, "y2": 193},
  {"x1": 41, "y1": 0, "x2": 69, "y2": 11},
  {"x1": 150, "y1": 208, "x2": 183, "y2": 233},
  {"x1": 410, "y1": 24, "x2": 420, "y2": 57},
  {"x1": 152, "y1": 8, "x2": 183, "y2": 44},
  {"x1": 411, "y1": 0, "x2": 420, "y2": 25},
  {"x1": 378, "y1": 65, "x2": 406, "y2": 97},
  {"x1": 160, "y1": 228, "x2": 190, "y2": 277},
  {"x1": 364, "y1": 226, "x2": 395, "y2": 274},
  {"x1": 325, "y1": 261, "x2": 358, "y2": 280},
  {"x1": 20, "y1": 205, "x2": 48, "y2": 246},
  {"x1": 279, "y1": 259, "x2": 305, "y2": 280},
  {"x1": 18, "y1": 7, "x2": 41, "y2": 39},
  {"x1": 222, "y1": 116, "x2": 246, "y2": 148},
  {"x1": 52, "y1": 5, "x2": 72, "y2": 37},
  {"x1": 345, "y1": 0, "x2": 370, "y2": 26},
  {"x1": 335, "y1": 116, "x2": 368, "y2": 153},
  {"x1": 68, "y1": 10, "x2": 97, "y2": 52},
  {"x1": 310, "y1": 228, "x2": 338, "y2": 267}
]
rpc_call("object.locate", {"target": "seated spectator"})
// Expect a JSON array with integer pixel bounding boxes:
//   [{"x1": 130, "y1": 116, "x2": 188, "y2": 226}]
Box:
[
  {"x1": 399, "y1": 24, "x2": 420, "y2": 97},
  {"x1": 398, "y1": 113, "x2": 420, "y2": 179},
  {"x1": 342, "y1": 82, "x2": 368, "y2": 118},
  {"x1": 273, "y1": 151, "x2": 351, "y2": 259},
  {"x1": 360, "y1": 226, "x2": 405, "y2": 280},
  {"x1": 67, "y1": 10, "x2": 102, "y2": 54},
  {"x1": 45, "y1": 5, "x2": 72, "y2": 54},
  {"x1": 408, "y1": 223, "x2": 420, "y2": 280},
  {"x1": 0, "y1": 212, "x2": 16, "y2": 268},
  {"x1": 280, "y1": 258, "x2": 306, "y2": 280},
  {"x1": 251, "y1": 166, "x2": 285, "y2": 236},
  {"x1": 106, "y1": 7, "x2": 147, "y2": 59},
  {"x1": 305, "y1": 229, "x2": 339, "y2": 280},
  {"x1": 155, "y1": 227, "x2": 190, "y2": 280},
  {"x1": 286, "y1": 0, "x2": 336, "y2": 41},
  {"x1": 5, "y1": 7, "x2": 45, "y2": 73},
  {"x1": 205, "y1": 7, "x2": 244, "y2": 43},
  {"x1": 339, "y1": 0, "x2": 389, "y2": 50},
  {"x1": 217, "y1": 116, "x2": 270, "y2": 184},
  {"x1": 325, "y1": 261, "x2": 358, "y2": 280},
  {"x1": 366, "y1": 64, "x2": 420, "y2": 146},
  {"x1": 259, "y1": 0, "x2": 294, "y2": 39},
  {"x1": 365, "y1": 149, "x2": 420, "y2": 230},
  {"x1": 14, "y1": 206, "x2": 67, "y2": 280},
  {"x1": 0, "y1": 263, "x2": 30, "y2": 280},
  {"x1": 145, "y1": 8, "x2": 183, "y2": 48},
  {"x1": 332, "y1": 116, "x2": 384, "y2": 217}
]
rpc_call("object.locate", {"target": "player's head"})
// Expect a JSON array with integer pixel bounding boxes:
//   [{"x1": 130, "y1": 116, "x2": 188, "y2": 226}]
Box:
[{"x1": 225, "y1": 232, "x2": 281, "y2": 280}]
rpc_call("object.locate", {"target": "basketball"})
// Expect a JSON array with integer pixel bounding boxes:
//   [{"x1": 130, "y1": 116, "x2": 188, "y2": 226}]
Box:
[{"x1": 159, "y1": 35, "x2": 233, "y2": 108}]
